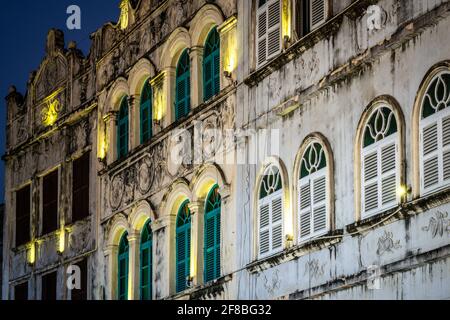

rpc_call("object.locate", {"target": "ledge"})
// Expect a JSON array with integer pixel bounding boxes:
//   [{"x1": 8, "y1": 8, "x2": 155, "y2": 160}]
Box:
[
  {"x1": 243, "y1": 0, "x2": 378, "y2": 87},
  {"x1": 168, "y1": 274, "x2": 233, "y2": 301},
  {"x1": 246, "y1": 229, "x2": 344, "y2": 274}
]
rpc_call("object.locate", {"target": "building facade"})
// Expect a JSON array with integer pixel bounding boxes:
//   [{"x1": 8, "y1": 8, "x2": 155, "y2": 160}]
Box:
[{"x1": 2, "y1": 0, "x2": 450, "y2": 300}]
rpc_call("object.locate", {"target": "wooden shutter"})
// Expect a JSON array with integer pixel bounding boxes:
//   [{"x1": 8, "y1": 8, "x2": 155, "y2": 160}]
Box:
[
  {"x1": 118, "y1": 234, "x2": 129, "y2": 300},
  {"x1": 204, "y1": 207, "x2": 221, "y2": 283},
  {"x1": 362, "y1": 151, "x2": 379, "y2": 215},
  {"x1": 298, "y1": 179, "x2": 311, "y2": 239},
  {"x1": 312, "y1": 174, "x2": 327, "y2": 233},
  {"x1": 140, "y1": 237, "x2": 152, "y2": 300},
  {"x1": 72, "y1": 153, "x2": 90, "y2": 223},
  {"x1": 381, "y1": 143, "x2": 397, "y2": 206},
  {"x1": 258, "y1": 190, "x2": 283, "y2": 258},
  {"x1": 16, "y1": 185, "x2": 31, "y2": 247},
  {"x1": 256, "y1": 0, "x2": 281, "y2": 68},
  {"x1": 176, "y1": 224, "x2": 191, "y2": 293},
  {"x1": 442, "y1": 116, "x2": 450, "y2": 181},
  {"x1": 175, "y1": 51, "x2": 191, "y2": 120},
  {"x1": 117, "y1": 99, "x2": 129, "y2": 159},
  {"x1": 310, "y1": 0, "x2": 327, "y2": 30}
]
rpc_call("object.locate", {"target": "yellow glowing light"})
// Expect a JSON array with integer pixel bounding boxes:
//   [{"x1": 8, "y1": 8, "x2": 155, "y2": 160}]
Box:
[
  {"x1": 282, "y1": 0, "x2": 291, "y2": 42},
  {"x1": 27, "y1": 241, "x2": 36, "y2": 265},
  {"x1": 151, "y1": 73, "x2": 166, "y2": 122},
  {"x1": 397, "y1": 185, "x2": 410, "y2": 198},
  {"x1": 219, "y1": 16, "x2": 238, "y2": 74},
  {"x1": 119, "y1": 0, "x2": 129, "y2": 30},
  {"x1": 42, "y1": 97, "x2": 60, "y2": 127},
  {"x1": 57, "y1": 227, "x2": 65, "y2": 253},
  {"x1": 98, "y1": 137, "x2": 107, "y2": 160}
]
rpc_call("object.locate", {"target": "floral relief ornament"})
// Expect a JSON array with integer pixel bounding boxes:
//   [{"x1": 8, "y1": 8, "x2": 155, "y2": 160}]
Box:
[
  {"x1": 376, "y1": 231, "x2": 401, "y2": 256},
  {"x1": 422, "y1": 211, "x2": 450, "y2": 239}
]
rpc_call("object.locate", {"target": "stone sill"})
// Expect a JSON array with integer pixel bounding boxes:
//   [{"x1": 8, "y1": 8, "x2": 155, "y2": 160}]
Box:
[
  {"x1": 168, "y1": 274, "x2": 233, "y2": 301},
  {"x1": 243, "y1": 0, "x2": 377, "y2": 88},
  {"x1": 246, "y1": 229, "x2": 344, "y2": 274}
]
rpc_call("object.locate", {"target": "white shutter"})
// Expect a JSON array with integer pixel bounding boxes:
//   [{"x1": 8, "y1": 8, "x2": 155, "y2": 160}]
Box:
[
  {"x1": 258, "y1": 189, "x2": 283, "y2": 258},
  {"x1": 298, "y1": 178, "x2": 311, "y2": 240},
  {"x1": 421, "y1": 122, "x2": 439, "y2": 191},
  {"x1": 380, "y1": 143, "x2": 397, "y2": 206},
  {"x1": 298, "y1": 168, "x2": 328, "y2": 242},
  {"x1": 312, "y1": 174, "x2": 327, "y2": 233},
  {"x1": 442, "y1": 116, "x2": 450, "y2": 181},
  {"x1": 256, "y1": 0, "x2": 281, "y2": 68},
  {"x1": 362, "y1": 151, "x2": 378, "y2": 215},
  {"x1": 310, "y1": 0, "x2": 327, "y2": 30}
]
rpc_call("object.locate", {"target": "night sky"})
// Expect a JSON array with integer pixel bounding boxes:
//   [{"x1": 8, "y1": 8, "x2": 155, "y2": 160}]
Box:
[{"x1": 0, "y1": 1, "x2": 122, "y2": 203}]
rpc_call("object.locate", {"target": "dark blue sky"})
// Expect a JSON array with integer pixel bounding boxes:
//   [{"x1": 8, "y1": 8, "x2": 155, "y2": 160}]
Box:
[{"x1": 0, "y1": 1, "x2": 121, "y2": 203}]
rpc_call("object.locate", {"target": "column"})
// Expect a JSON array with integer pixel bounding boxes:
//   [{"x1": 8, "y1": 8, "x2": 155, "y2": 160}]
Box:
[
  {"x1": 162, "y1": 67, "x2": 176, "y2": 127},
  {"x1": 189, "y1": 46, "x2": 204, "y2": 108},
  {"x1": 104, "y1": 244, "x2": 118, "y2": 300},
  {"x1": 188, "y1": 200, "x2": 205, "y2": 286},
  {"x1": 103, "y1": 112, "x2": 117, "y2": 165},
  {"x1": 127, "y1": 230, "x2": 140, "y2": 300}
]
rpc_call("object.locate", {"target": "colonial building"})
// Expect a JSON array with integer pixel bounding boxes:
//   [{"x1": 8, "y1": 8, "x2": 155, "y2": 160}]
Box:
[{"x1": 2, "y1": 0, "x2": 450, "y2": 300}]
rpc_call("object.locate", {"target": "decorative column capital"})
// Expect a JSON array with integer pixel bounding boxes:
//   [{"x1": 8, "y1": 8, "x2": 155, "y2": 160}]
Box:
[
  {"x1": 188, "y1": 200, "x2": 205, "y2": 216},
  {"x1": 153, "y1": 215, "x2": 176, "y2": 232},
  {"x1": 127, "y1": 230, "x2": 140, "y2": 243},
  {"x1": 103, "y1": 111, "x2": 118, "y2": 124},
  {"x1": 104, "y1": 244, "x2": 118, "y2": 256}
]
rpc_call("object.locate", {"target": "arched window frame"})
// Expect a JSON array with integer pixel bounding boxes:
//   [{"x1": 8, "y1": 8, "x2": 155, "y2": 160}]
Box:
[
  {"x1": 117, "y1": 232, "x2": 129, "y2": 301},
  {"x1": 117, "y1": 97, "x2": 129, "y2": 159},
  {"x1": 139, "y1": 220, "x2": 152, "y2": 300},
  {"x1": 175, "y1": 200, "x2": 192, "y2": 293},
  {"x1": 360, "y1": 103, "x2": 401, "y2": 219},
  {"x1": 140, "y1": 79, "x2": 153, "y2": 144},
  {"x1": 175, "y1": 49, "x2": 191, "y2": 121},
  {"x1": 203, "y1": 27, "x2": 221, "y2": 102},
  {"x1": 418, "y1": 70, "x2": 450, "y2": 196},
  {"x1": 203, "y1": 185, "x2": 221, "y2": 283},
  {"x1": 297, "y1": 140, "x2": 330, "y2": 242},
  {"x1": 257, "y1": 164, "x2": 285, "y2": 259}
]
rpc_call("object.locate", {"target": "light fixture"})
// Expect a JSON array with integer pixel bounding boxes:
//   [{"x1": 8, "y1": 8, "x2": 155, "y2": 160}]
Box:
[{"x1": 397, "y1": 184, "x2": 412, "y2": 199}]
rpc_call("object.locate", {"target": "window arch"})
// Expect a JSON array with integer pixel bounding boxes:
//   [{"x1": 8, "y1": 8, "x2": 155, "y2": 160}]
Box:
[
  {"x1": 140, "y1": 220, "x2": 152, "y2": 300},
  {"x1": 140, "y1": 79, "x2": 153, "y2": 144},
  {"x1": 175, "y1": 49, "x2": 191, "y2": 121},
  {"x1": 419, "y1": 71, "x2": 450, "y2": 195},
  {"x1": 361, "y1": 105, "x2": 400, "y2": 218},
  {"x1": 176, "y1": 200, "x2": 191, "y2": 293},
  {"x1": 204, "y1": 186, "x2": 221, "y2": 283},
  {"x1": 203, "y1": 27, "x2": 221, "y2": 102},
  {"x1": 117, "y1": 97, "x2": 129, "y2": 159},
  {"x1": 258, "y1": 165, "x2": 284, "y2": 258},
  {"x1": 117, "y1": 232, "x2": 129, "y2": 300},
  {"x1": 298, "y1": 141, "x2": 329, "y2": 242}
]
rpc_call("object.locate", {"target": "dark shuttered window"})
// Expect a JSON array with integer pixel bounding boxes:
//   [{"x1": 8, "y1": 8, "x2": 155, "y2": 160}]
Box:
[
  {"x1": 42, "y1": 171, "x2": 58, "y2": 235},
  {"x1": 42, "y1": 271, "x2": 57, "y2": 300},
  {"x1": 15, "y1": 185, "x2": 31, "y2": 247},
  {"x1": 72, "y1": 153, "x2": 90, "y2": 223}
]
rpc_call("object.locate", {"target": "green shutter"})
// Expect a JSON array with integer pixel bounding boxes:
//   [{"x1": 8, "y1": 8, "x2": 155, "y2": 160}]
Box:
[
  {"x1": 204, "y1": 186, "x2": 221, "y2": 283},
  {"x1": 140, "y1": 221, "x2": 152, "y2": 300},
  {"x1": 203, "y1": 28, "x2": 221, "y2": 102},
  {"x1": 118, "y1": 233, "x2": 129, "y2": 300},
  {"x1": 117, "y1": 97, "x2": 129, "y2": 159},
  {"x1": 140, "y1": 80, "x2": 153, "y2": 144},
  {"x1": 176, "y1": 201, "x2": 191, "y2": 293},
  {"x1": 175, "y1": 50, "x2": 191, "y2": 121}
]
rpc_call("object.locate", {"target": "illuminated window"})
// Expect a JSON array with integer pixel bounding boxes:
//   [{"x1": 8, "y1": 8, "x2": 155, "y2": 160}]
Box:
[
  {"x1": 175, "y1": 50, "x2": 191, "y2": 120},
  {"x1": 117, "y1": 97, "x2": 129, "y2": 159},
  {"x1": 361, "y1": 106, "x2": 399, "y2": 218},
  {"x1": 42, "y1": 170, "x2": 58, "y2": 235},
  {"x1": 420, "y1": 72, "x2": 450, "y2": 195},
  {"x1": 203, "y1": 27, "x2": 221, "y2": 102},
  {"x1": 256, "y1": 0, "x2": 282, "y2": 68},
  {"x1": 204, "y1": 186, "x2": 221, "y2": 283},
  {"x1": 140, "y1": 79, "x2": 153, "y2": 144},
  {"x1": 118, "y1": 233, "x2": 129, "y2": 300},
  {"x1": 258, "y1": 165, "x2": 284, "y2": 259},
  {"x1": 72, "y1": 153, "x2": 90, "y2": 223},
  {"x1": 298, "y1": 142, "x2": 329, "y2": 242},
  {"x1": 15, "y1": 185, "x2": 31, "y2": 247},
  {"x1": 140, "y1": 221, "x2": 152, "y2": 300},
  {"x1": 294, "y1": 0, "x2": 328, "y2": 38},
  {"x1": 176, "y1": 201, "x2": 191, "y2": 293}
]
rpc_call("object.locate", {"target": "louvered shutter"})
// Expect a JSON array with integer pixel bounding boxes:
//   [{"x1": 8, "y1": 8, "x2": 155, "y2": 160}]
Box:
[
  {"x1": 176, "y1": 76, "x2": 186, "y2": 120},
  {"x1": 213, "y1": 51, "x2": 221, "y2": 95},
  {"x1": 203, "y1": 57, "x2": 213, "y2": 101},
  {"x1": 204, "y1": 208, "x2": 221, "y2": 283},
  {"x1": 259, "y1": 203, "x2": 270, "y2": 256},
  {"x1": 176, "y1": 226, "x2": 190, "y2": 293},
  {"x1": 442, "y1": 116, "x2": 450, "y2": 181},
  {"x1": 380, "y1": 143, "x2": 397, "y2": 206},
  {"x1": 298, "y1": 179, "x2": 311, "y2": 240},
  {"x1": 140, "y1": 243, "x2": 151, "y2": 300},
  {"x1": 421, "y1": 122, "x2": 439, "y2": 191},
  {"x1": 271, "y1": 195, "x2": 283, "y2": 251},
  {"x1": 311, "y1": 174, "x2": 327, "y2": 233},
  {"x1": 310, "y1": 0, "x2": 327, "y2": 30},
  {"x1": 214, "y1": 209, "x2": 221, "y2": 278},
  {"x1": 362, "y1": 151, "x2": 379, "y2": 214},
  {"x1": 256, "y1": 0, "x2": 281, "y2": 67}
]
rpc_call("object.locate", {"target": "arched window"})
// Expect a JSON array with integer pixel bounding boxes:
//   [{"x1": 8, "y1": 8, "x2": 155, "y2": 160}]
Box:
[
  {"x1": 117, "y1": 232, "x2": 129, "y2": 300},
  {"x1": 204, "y1": 186, "x2": 221, "y2": 283},
  {"x1": 420, "y1": 71, "x2": 450, "y2": 195},
  {"x1": 140, "y1": 221, "x2": 152, "y2": 300},
  {"x1": 203, "y1": 27, "x2": 221, "y2": 102},
  {"x1": 176, "y1": 201, "x2": 191, "y2": 293},
  {"x1": 258, "y1": 165, "x2": 283, "y2": 258},
  {"x1": 175, "y1": 49, "x2": 191, "y2": 121},
  {"x1": 117, "y1": 97, "x2": 129, "y2": 159},
  {"x1": 140, "y1": 79, "x2": 153, "y2": 144},
  {"x1": 361, "y1": 106, "x2": 399, "y2": 218},
  {"x1": 298, "y1": 142, "x2": 328, "y2": 242}
]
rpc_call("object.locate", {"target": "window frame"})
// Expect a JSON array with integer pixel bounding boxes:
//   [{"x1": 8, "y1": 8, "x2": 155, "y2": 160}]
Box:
[
  {"x1": 117, "y1": 232, "x2": 129, "y2": 301},
  {"x1": 175, "y1": 49, "x2": 191, "y2": 121},
  {"x1": 15, "y1": 184, "x2": 31, "y2": 247},
  {"x1": 41, "y1": 169, "x2": 59, "y2": 236},
  {"x1": 140, "y1": 79, "x2": 153, "y2": 144},
  {"x1": 72, "y1": 152, "x2": 90, "y2": 223},
  {"x1": 140, "y1": 220, "x2": 153, "y2": 300},
  {"x1": 203, "y1": 27, "x2": 221, "y2": 102},
  {"x1": 203, "y1": 186, "x2": 222, "y2": 283},
  {"x1": 117, "y1": 96, "x2": 129, "y2": 160}
]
